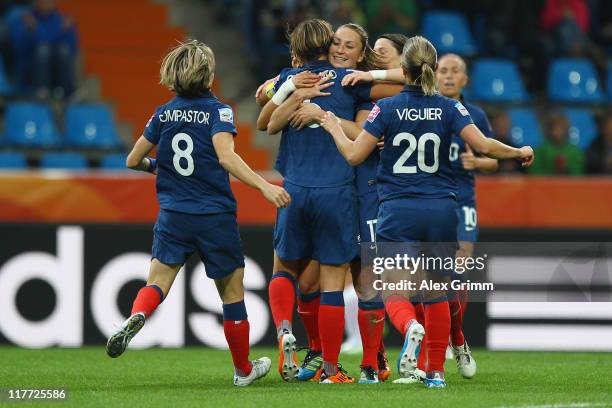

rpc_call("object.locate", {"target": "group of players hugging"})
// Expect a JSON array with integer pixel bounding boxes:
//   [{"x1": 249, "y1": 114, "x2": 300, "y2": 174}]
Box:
[{"x1": 104, "y1": 18, "x2": 534, "y2": 388}]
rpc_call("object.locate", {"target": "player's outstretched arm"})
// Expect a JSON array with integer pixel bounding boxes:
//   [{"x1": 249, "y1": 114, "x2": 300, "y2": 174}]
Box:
[
  {"x1": 341, "y1": 68, "x2": 405, "y2": 86},
  {"x1": 126, "y1": 136, "x2": 157, "y2": 174},
  {"x1": 212, "y1": 132, "x2": 291, "y2": 208},
  {"x1": 320, "y1": 111, "x2": 378, "y2": 166},
  {"x1": 460, "y1": 124, "x2": 534, "y2": 167},
  {"x1": 461, "y1": 145, "x2": 499, "y2": 172}
]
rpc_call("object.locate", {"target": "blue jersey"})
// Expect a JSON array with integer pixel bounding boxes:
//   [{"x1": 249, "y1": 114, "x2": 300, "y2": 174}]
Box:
[
  {"x1": 354, "y1": 100, "x2": 378, "y2": 195},
  {"x1": 143, "y1": 92, "x2": 238, "y2": 215},
  {"x1": 363, "y1": 85, "x2": 473, "y2": 202},
  {"x1": 273, "y1": 60, "x2": 372, "y2": 187},
  {"x1": 449, "y1": 98, "x2": 493, "y2": 205}
]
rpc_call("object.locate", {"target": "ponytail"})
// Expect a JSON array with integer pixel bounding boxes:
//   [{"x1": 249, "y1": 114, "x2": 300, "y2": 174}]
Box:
[{"x1": 420, "y1": 63, "x2": 437, "y2": 96}]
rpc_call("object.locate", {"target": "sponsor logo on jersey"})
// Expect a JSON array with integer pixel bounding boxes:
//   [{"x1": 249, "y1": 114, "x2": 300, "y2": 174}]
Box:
[
  {"x1": 367, "y1": 104, "x2": 381, "y2": 123},
  {"x1": 455, "y1": 102, "x2": 469, "y2": 116},
  {"x1": 219, "y1": 108, "x2": 233, "y2": 123}
]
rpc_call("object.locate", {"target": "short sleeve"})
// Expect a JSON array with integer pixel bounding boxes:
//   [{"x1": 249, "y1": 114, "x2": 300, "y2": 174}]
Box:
[
  {"x1": 272, "y1": 67, "x2": 293, "y2": 94},
  {"x1": 349, "y1": 82, "x2": 373, "y2": 105},
  {"x1": 211, "y1": 104, "x2": 237, "y2": 137},
  {"x1": 475, "y1": 111, "x2": 494, "y2": 138},
  {"x1": 449, "y1": 100, "x2": 474, "y2": 136},
  {"x1": 143, "y1": 109, "x2": 161, "y2": 144},
  {"x1": 356, "y1": 100, "x2": 374, "y2": 112},
  {"x1": 362, "y1": 102, "x2": 386, "y2": 139}
]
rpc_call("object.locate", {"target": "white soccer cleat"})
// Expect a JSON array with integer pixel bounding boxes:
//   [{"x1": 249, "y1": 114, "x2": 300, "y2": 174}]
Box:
[
  {"x1": 446, "y1": 345, "x2": 454, "y2": 360},
  {"x1": 234, "y1": 357, "x2": 272, "y2": 387},
  {"x1": 452, "y1": 342, "x2": 477, "y2": 378},
  {"x1": 278, "y1": 332, "x2": 299, "y2": 381},
  {"x1": 397, "y1": 321, "x2": 425, "y2": 377},
  {"x1": 106, "y1": 312, "x2": 145, "y2": 358},
  {"x1": 392, "y1": 367, "x2": 425, "y2": 384}
]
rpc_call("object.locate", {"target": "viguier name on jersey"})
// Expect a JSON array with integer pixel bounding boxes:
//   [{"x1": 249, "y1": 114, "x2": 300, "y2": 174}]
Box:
[
  {"x1": 158, "y1": 109, "x2": 210, "y2": 124},
  {"x1": 396, "y1": 107, "x2": 442, "y2": 121}
]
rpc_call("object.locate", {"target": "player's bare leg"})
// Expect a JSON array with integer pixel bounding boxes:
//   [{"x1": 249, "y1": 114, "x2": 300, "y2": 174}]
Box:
[
  {"x1": 106, "y1": 259, "x2": 181, "y2": 358},
  {"x1": 216, "y1": 267, "x2": 271, "y2": 386},
  {"x1": 449, "y1": 241, "x2": 477, "y2": 378}
]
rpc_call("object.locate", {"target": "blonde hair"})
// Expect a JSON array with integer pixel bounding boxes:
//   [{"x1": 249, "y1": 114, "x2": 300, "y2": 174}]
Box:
[
  {"x1": 338, "y1": 23, "x2": 385, "y2": 70},
  {"x1": 401, "y1": 36, "x2": 438, "y2": 96},
  {"x1": 289, "y1": 19, "x2": 334, "y2": 65},
  {"x1": 160, "y1": 40, "x2": 215, "y2": 97}
]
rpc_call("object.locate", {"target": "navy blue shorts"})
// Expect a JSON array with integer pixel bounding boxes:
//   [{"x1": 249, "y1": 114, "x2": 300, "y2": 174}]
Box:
[
  {"x1": 376, "y1": 197, "x2": 458, "y2": 274},
  {"x1": 152, "y1": 209, "x2": 245, "y2": 279},
  {"x1": 358, "y1": 191, "x2": 379, "y2": 244},
  {"x1": 456, "y1": 201, "x2": 479, "y2": 243},
  {"x1": 274, "y1": 181, "x2": 358, "y2": 265}
]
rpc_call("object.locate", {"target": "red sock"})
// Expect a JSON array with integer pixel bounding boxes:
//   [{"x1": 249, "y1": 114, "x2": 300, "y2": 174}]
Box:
[
  {"x1": 449, "y1": 299, "x2": 465, "y2": 346},
  {"x1": 385, "y1": 295, "x2": 416, "y2": 336},
  {"x1": 268, "y1": 272, "x2": 296, "y2": 331},
  {"x1": 424, "y1": 301, "x2": 451, "y2": 373},
  {"x1": 415, "y1": 303, "x2": 427, "y2": 370},
  {"x1": 131, "y1": 285, "x2": 163, "y2": 318},
  {"x1": 223, "y1": 320, "x2": 252, "y2": 376},
  {"x1": 298, "y1": 292, "x2": 321, "y2": 352},
  {"x1": 358, "y1": 304, "x2": 385, "y2": 368},
  {"x1": 319, "y1": 291, "x2": 344, "y2": 367}
]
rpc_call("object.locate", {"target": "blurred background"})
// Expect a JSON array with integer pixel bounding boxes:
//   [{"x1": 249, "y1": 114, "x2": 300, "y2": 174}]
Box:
[{"x1": 0, "y1": 0, "x2": 610, "y2": 351}]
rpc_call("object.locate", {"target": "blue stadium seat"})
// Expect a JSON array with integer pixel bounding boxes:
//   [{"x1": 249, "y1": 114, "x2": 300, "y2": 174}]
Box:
[
  {"x1": 0, "y1": 152, "x2": 27, "y2": 169},
  {"x1": 65, "y1": 104, "x2": 122, "y2": 149},
  {"x1": 40, "y1": 152, "x2": 88, "y2": 170},
  {"x1": 421, "y1": 11, "x2": 476, "y2": 56},
  {"x1": 508, "y1": 109, "x2": 544, "y2": 148},
  {"x1": 99, "y1": 154, "x2": 128, "y2": 170},
  {"x1": 3, "y1": 103, "x2": 61, "y2": 147},
  {"x1": 564, "y1": 108, "x2": 597, "y2": 150},
  {"x1": 548, "y1": 59, "x2": 603, "y2": 103},
  {"x1": 471, "y1": 59, "x2": 529, "y2": 102}
]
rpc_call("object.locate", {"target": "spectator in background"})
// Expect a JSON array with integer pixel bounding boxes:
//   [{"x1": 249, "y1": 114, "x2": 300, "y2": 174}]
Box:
[
  {"x1": 530, "y1": 112, "x2": 584, "y2": 175},
  {"x1": 586, "y1": 114, "x2": 612, "y2": 174},
  {"x1": 320, "y1": 0, "x2": 365, "y2": 29},
  {"x1": 490, "y1": 110, "x2": 523, "y2": 174},
  {"x1": 9, "y1": 0, "x2": 77, "y2": 98},
  {"x1": 364, "y1": 0, "x2": 419, "y2": 40}
]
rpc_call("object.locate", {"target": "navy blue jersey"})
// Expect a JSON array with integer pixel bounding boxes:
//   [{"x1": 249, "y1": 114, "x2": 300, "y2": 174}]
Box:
[
  {"x1": 273, "y1": 60, "x2": 372, "y2": 187},
  {"x1": 354, "y1": 101, "x2": 378, "y2": 195},
  {"x1": 449, "y1": 98, "x2": 494, "y2": 204},
  {"x1": 363, "y1": 85, "x2": 473, "y2": 202},
  {"x1": 143, "y1": 92, "x2": 238, "y2": 215}
]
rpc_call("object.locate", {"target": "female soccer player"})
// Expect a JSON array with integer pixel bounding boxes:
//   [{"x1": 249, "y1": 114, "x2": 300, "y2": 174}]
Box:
[
  {"x1": 320, "y1": 36, "x2": 534, "y2": 388},
  {"x1": 105, "y1": 40, "x2": 291, "y2": 387}
]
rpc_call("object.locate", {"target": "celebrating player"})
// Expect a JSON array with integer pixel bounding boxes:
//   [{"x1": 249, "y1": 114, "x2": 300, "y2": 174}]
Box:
[
  {"x1": 320, "y1": 35, "x2": 534, "y2": 388},
  {"x1": 105, "y1": 40, "x2": 290, "y2": 387}
]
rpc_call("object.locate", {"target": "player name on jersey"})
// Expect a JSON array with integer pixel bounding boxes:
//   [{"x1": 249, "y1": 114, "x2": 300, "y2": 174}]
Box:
[
  {"x1": 396, "y1": 107, "x2": 442, "y2": 121},
  {"x1": 158, "y1": 109, "x2": 210, "y2": 124}
]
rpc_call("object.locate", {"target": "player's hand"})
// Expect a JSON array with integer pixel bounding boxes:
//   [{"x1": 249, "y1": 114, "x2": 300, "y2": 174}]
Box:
[
  {"x1": 320, "y1": 111, "x2": 342, "y2": 134},
  {"x1": 519, "y1": 146, "x2": 535, "y2": 167},
  {"x1": 255, "y1": 76, "x2": 277, "y2": 99},
  {"x1": 377, "y1": 136, "x2": 385, "y2": 151},
  {"x1": 460, "y1": 144, "x2": 477, "y2": 170},
  {"x1": 294, "y1": 80, "x2": 333, "y2": 100},
  {"x1": 292, "y1": 71, "x2": 321, "y2": 88},
  {"x1": 289, "y1": 103, "x2": 324, "y2": 129},
  {"x1": 342, "y1": 70, "x2": 373, "y2": 87},
  {"x1": 261, "y1": 183, "x2": 291, "y2": 208}
]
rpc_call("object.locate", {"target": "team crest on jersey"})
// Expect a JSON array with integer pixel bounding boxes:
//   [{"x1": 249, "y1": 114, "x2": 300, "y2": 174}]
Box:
[
  {"x1": 367, "y1": 104, "x2": 381, "y2": 123},
  {"x1": 454, "y1": 102, "x2": 469, "y2": 116},
  {"x1": 219, "y1": 108, "x2": 233, "y2": 123}
]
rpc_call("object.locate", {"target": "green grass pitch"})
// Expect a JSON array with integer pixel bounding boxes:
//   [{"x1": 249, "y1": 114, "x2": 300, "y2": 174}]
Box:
[{"x1": 1, "y1": 346, "x2": 611, "y2": 407}]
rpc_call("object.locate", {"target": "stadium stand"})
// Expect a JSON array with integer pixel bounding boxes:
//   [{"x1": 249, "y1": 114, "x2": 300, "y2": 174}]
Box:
[
  {"x1": 564, "y1": 108, "x2": 598, "y2": 150},
  {"x1": 508, "y1": 108, "x2": 545, "y2": 148},
  {"x1": 548, "y1": 58, "x2": 604, "y2": 103},
  {"x1": 0, "y1": 152, "x2": 27, "y2": 169},
  {"x1": 39, "y1": 152, "x2": 88, "y2": 169},
  {"x1": 470, "y1": 59, "x2": 529, "y2": 103},
  {"x1": 3, "y1": 102, "x2": 61, "y2": 148},
  {"x1": 64, "y1": 104, "x2": 122, "y2": 149},
  {"x1": 421, "y1": 11, "x2": 476, "y2": 56}
]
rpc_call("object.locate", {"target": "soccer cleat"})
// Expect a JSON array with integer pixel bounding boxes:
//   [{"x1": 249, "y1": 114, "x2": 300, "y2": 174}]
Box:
[
  {"x1": 392, "y1": 373, "x2": 422, "y2": 384},
  {"x1": 320, "y1": 365, "x2": 354, "y2": 384},
  {"x1": 452, "y1": 342, "x2": 477, "y2": 379},
  {"x1": 424, "y1": 371, "x2": 446, "y2": 388},
  {"x1": 358, "y1": 366, "x2": 379, "y2": 384},
  {"x1": 277, "y1": 331, "x2": 298, "y2": 381},
  {"x1": 377, "y1": 350, "x2": 391, "y2": 382},
  {"x1": 106, "y1": 312, "x2": 145, "y2": 358},
  {"x1": 397, "y1": 320, "x2": 425, "y2": 377},
  {"x1": 446, "y1": 345, "x2": 454, "y2": 360},
  {"x1": 233, "y1": 357, "x2": 272, "y2": 387},
  {"x1": 297, "y1": 349, "x2": 323, "y2": 381}
]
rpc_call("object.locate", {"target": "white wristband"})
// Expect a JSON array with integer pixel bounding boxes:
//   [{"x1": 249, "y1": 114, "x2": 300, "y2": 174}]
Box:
[
  {"x1": 370, "y1": 70, "x2": 388, "y2": 80},
  {"x1": 271, "y1": 78, "x2": 297, "y2": 105}
]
